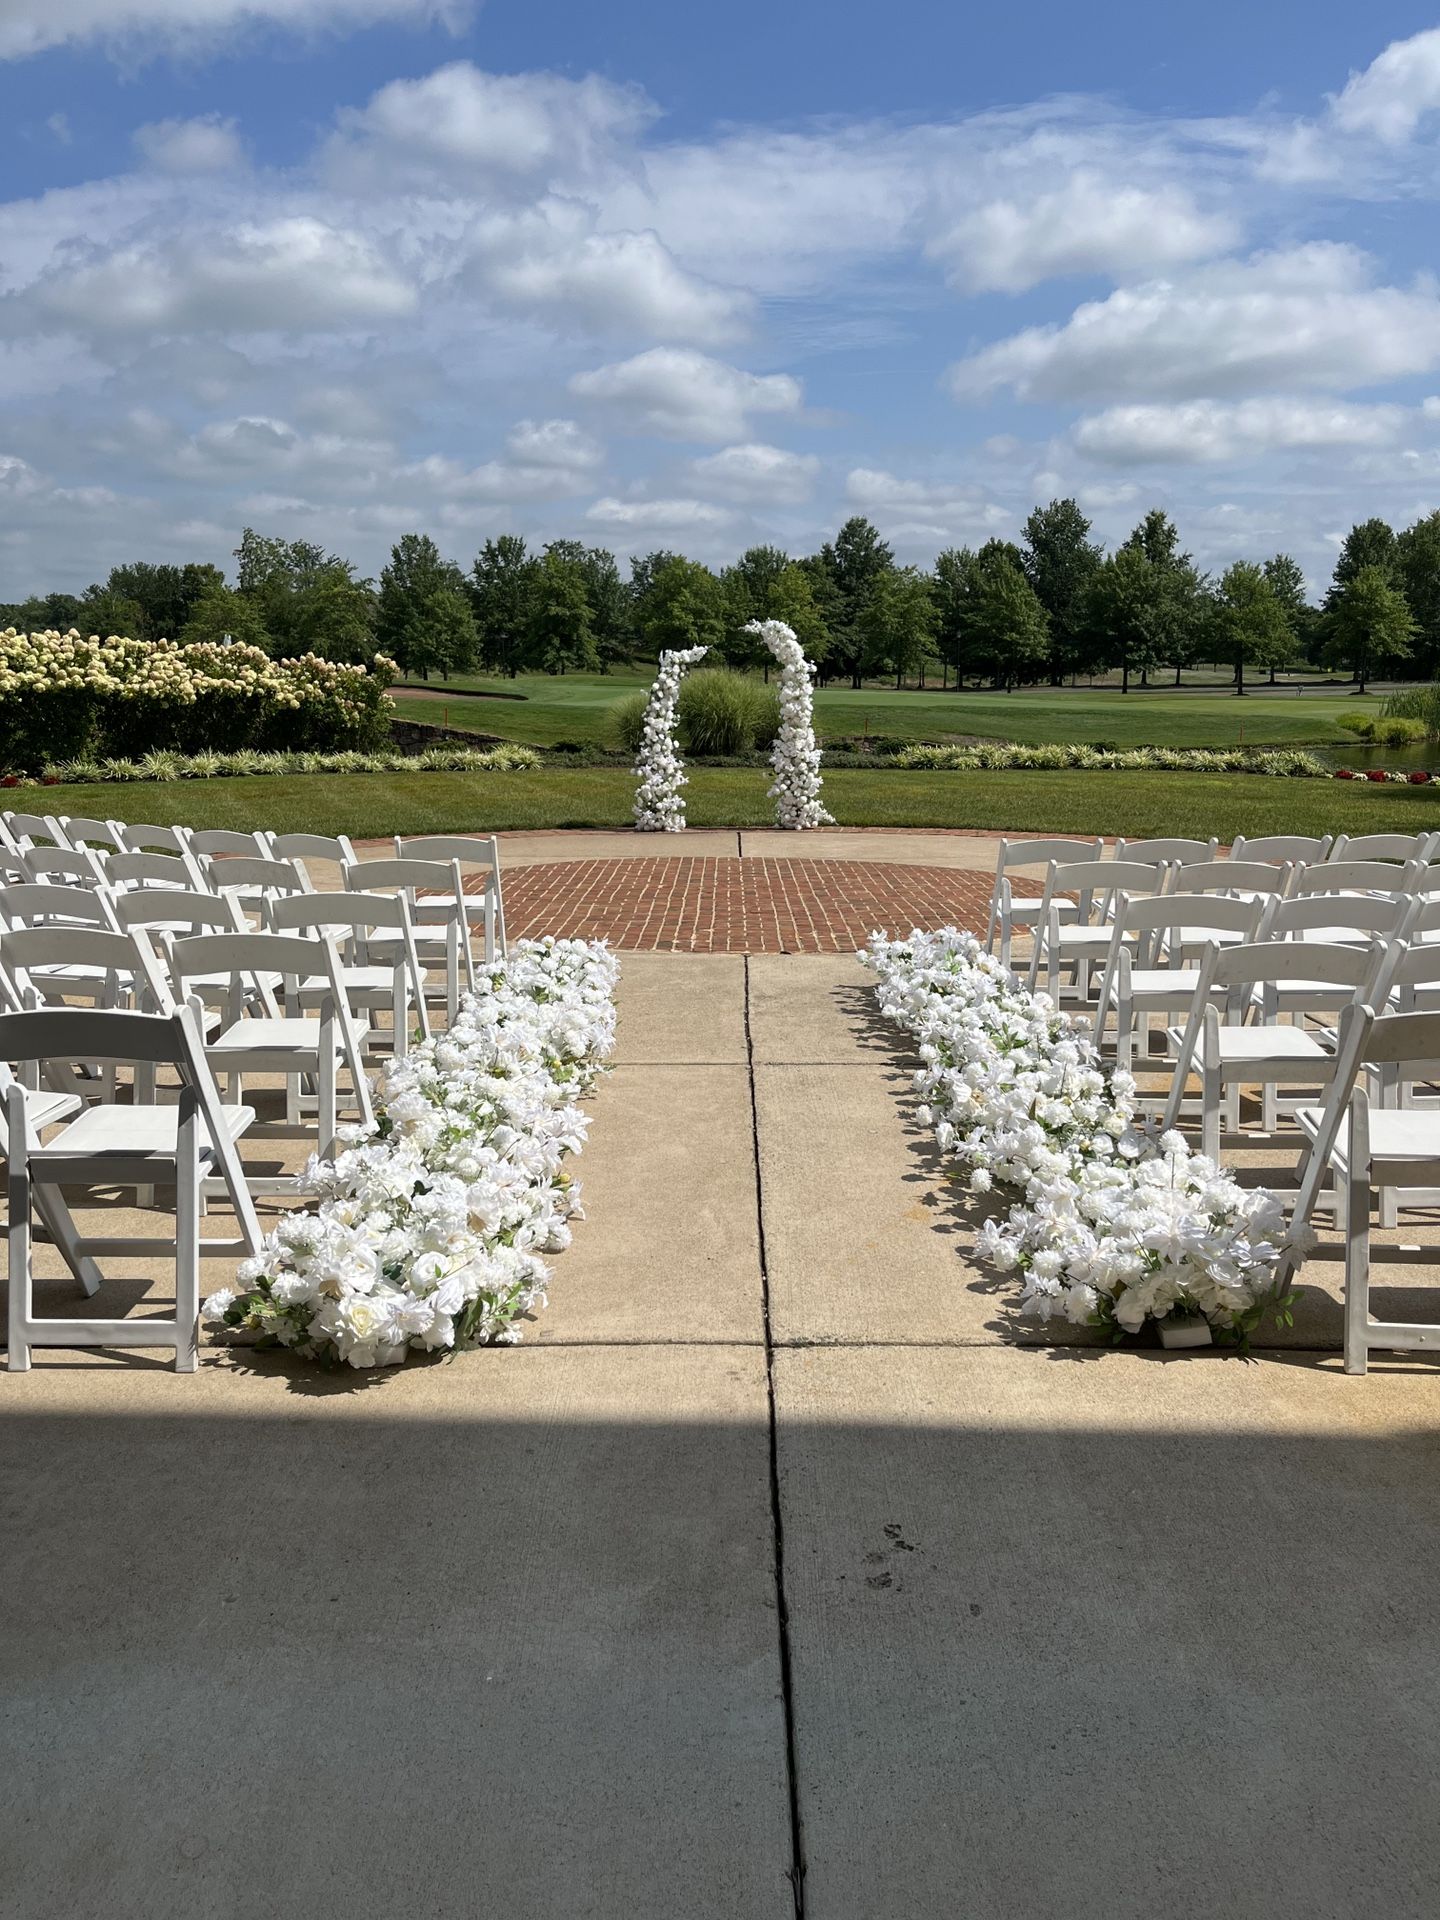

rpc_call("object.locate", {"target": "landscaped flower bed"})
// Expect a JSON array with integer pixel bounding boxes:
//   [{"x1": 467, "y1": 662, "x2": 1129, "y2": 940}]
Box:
[
  {"x1": 29, "y1": 742, "x2": 540, "y2": 783},
  {"x1": 862, "y1": 927, "x2": 1303, "y2": 1344},
  {"x1": 203, "y1": 937, "x2": 619, "y2": 1368}
]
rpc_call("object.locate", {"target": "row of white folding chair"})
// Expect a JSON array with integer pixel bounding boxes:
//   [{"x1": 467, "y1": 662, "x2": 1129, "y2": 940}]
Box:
[
  {"x1": 2, "y1": 1002, "x2": 263, "y2": 1372},
  {"x1": 2, "y1": 813, "x2": 508, "y2": 955}
]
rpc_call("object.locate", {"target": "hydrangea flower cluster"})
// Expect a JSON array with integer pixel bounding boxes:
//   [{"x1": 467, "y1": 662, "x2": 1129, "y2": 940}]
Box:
[
  {"x1": 633, "y1": 644, "x2": 709, "y2": 830},
  {"x1": 0, "y1": 627, "x2": 394, "y2": 769},
  {"x1": 202, "y1": 938, "x2": 619, "y2": 1369},
  {"x1": 744, "y1": 619, "x2": 833, "y2": 829},
  {"x1": 862, "y1": 927, "x2": 1302, "y2": 1340}
]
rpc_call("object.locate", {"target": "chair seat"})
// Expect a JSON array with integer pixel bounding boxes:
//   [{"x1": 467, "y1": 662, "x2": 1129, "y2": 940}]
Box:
[
  {"x1": 1125, "y1": 968, "x2": 1201, "y2": 1001},
  {"x1": 296, "y1": 966, "x2": 401, "y2": 996},
  {"x1": 1198, "y1": 1025, "x2": 1332, "y2": 1066},
  {"x1": 208, "y1": 1016, "x2": 341, "y2": 1057},
  {"x1": 23, "y1": 1088, "x2": 82, "y2": 1131},
  {"x1": 1296, "y1": 1105, "x2": 1440, "y2": 1176},
  {"x1": 32, "y1": 1100, "x2": 253, "y2": 1167},
  {"x1": 1052, "y1": 926, "x2": 1137, "y2": 955}
]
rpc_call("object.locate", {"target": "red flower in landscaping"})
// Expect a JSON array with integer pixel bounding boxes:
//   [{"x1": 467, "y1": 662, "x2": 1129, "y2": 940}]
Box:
[
  {"x1": 0, "y1": 774, "x2": 18, "y2": 788},
  {"x1": 1335, "y1": 768, "x2": 1355, "y2": 779},
  {"x1": 1410, "y1": 770, "x2": 1431, "y2": 785},
  {"x1": 1366, "y1": 768, "x2": 1387, "y2": 782}
]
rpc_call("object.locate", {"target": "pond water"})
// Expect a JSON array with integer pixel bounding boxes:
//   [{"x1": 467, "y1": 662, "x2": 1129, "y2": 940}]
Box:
[{"x1": 1320, "y1": 742, "x2": 1440, "y2": 772}]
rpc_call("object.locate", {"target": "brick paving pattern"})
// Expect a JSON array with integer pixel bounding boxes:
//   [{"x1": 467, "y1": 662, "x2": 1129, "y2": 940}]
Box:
[{"x1": 497, "y1": 856, "x2": 1010, "y2": 952}]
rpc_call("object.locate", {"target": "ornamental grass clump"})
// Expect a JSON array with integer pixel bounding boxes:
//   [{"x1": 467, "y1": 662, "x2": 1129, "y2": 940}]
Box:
[
  {"x1": 862, "y1": 927, "x2": 1303, "y2": 1343},
  {"x1": 203, "y1": 938, "x2": 619, "y2": 1369},
  {"x1": 894, "y1": 741, "x2": 1332, "y2": 777}
]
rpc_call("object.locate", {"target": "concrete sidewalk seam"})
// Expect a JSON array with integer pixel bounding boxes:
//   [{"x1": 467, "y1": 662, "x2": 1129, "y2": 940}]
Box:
[{"x1": 744, "y1": 953, "x2": 809, "y2": 1918}]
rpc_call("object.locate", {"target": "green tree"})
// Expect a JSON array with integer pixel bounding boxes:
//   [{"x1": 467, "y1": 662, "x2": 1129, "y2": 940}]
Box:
[
  {"x1": 178, "y1": 583, "x2": 273, "y2": 651},
  {"x1": 234, "y1": 528, "x2": 362, "y2": 655},
  {"x1": 1395, "y1": 510, "x2": 1440, "y2": 679},
  {"x1": 103, "y1": 561, "x2": 224, "y2": 642},
  {"x1": 1020, "y1": 498, "x2": 1103, "y2": 683},
  {"x1": 860, "y1": 566, "x2": 937, "y2": 688},
  {"x1": 1213, "y1": 561, "x2": 1295, "y2": 696},
  {"x1": 1261, "y1": 553, "x2": 1313, "y2": 677},
  {"x1": 78, "y1": 584, "x2": 146, "y2": 639},
  {"x1": 638, "y1": 554, "x2": 729, "y2": 658},
  {"x1": 544, "y1": 541, "x2": 630, "y2": 667},
  {"x1": 1118, "y1": 509, "x2": 1204, "y2": 686},
  {"x1": 290, "y1": 573, "x2": 377, "y2": 663},
  {"x1": 951, "y1": 543, "x2": 1049, "y2": 690},
  {"x1": 470, "y1": 535, "x2": 539, "y2": 677},
  {"x1": 529, "y1": 546, "x2": 600, "y2": 674},
  {"x1": 1325, "y1": 565, "x2": 1414, "y2": 693},
  {"x1": 377, "y1": 533, "x2": 477, "y2": 680},
  {"x1": 721, "y1": 547, "x2": 830, "y2": 671},
  {"x1": 1086, "y1": 545, "x2": 1170, "y2": 695},
  {"x1": 816, "y1": 516, "x2": 895, "y2": 687},
  {"x1": 1326, "y1": 518, "x2": 1397, "y2": 610}
]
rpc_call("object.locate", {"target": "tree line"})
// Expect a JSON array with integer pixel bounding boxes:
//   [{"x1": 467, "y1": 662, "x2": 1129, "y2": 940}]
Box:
[{"x1": 4, "y1": 503, "x2": 1437, "y2": 694}]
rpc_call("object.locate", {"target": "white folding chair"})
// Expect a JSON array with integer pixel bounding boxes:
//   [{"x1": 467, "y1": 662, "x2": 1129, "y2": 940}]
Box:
[
  {"x1": 1231, "y1": 833, "x2": 1334, "y2": 866},
  {"x1": 110, "y1": 822, "x2": 207, "y2": 888},
  {"x1": 345, "y1": 856, "x2": 474, "y2": 1023},
  {"x1": 203, "y1": 855, "x2": 310, "y2": 929},
  {"x1": 1027, "y1": 858, "x2": 1171, "y2": 1002},
  {"x1": 189, "y1": 829, "x2": 275, "y2": 861},
  {"x1": 1092, "y1": 893, "x2": 1262, "y2": 1073},
  {"x1": 20, "y1": 845, "x2": 106, "y2": 890},
  {"x1": 269, "y1": 892, "x2": 431, "y2": 1057},
  {"x1": 1112, "y1": 837, "x2": 1219, "y2": 866},
  {"x1": 1, "y1": 811, "x2": 62, "y2": 853},
  {"x1": 1290, "y1": 858, "x2": 1421, "y2": 901},
  {"x1": 53, "y1": 815, "x2": 127, "y2": 855},
  {"x1": 393, "y1": 833, "x2": 506, "y2": 958},
  {"x1": 1260, "y1": 893, "x2": 1416, "y2": 952},
  {"x1": 264, "y1": 832, "x2": 355, "y2": 891},
  {"x1": 1331, "y1": 831, "x2": 1440, "y2": 865},
  {"x1": 984, "y1": 836, "x2": 1103, "y2": 969},
  {"x1": 1286, "y1": 1006, "x2": 1440, "y2": 1373},
  {"x1": 100, "y1": 848, "x2": 209, "y2": 896},
  {"x1": 0, "y1": 881, "x2": 120, "y2": 936},
  {"x1": 168, "y1": 930, "x2": 373, "y2": 1177},
  {"x1": 1163, "y1": 939, "x2": 1385, "y2": 1158},
  {"x1": 2, "y1": 1003, "x2": 261, "y2": 1372}
]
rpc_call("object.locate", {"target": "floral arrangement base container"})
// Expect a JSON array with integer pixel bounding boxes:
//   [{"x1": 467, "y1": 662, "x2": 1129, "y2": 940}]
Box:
[{"x1": 1156, "y1": 1313, "x2": 1215, "y2": 1350}]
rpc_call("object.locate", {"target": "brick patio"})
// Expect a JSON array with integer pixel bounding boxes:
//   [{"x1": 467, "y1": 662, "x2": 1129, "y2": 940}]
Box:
[{"x1": 499, "y1": 856, "x2": 1004, "y2": 952}]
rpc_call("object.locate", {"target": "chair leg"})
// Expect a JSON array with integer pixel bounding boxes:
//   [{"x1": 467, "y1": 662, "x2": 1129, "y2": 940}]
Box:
[
  {"x1": 1344, "y1": 1173, "x2": 1371, "y2": 1377},
  {"x1": 1262, "y1": 1079, "x2": 1278, "y2": 1133},
  {"x1": 1202, "y1": 1066, "x2": 1221, "y2": 1162},
  {"x1": 319, "y1": 1044, "x2": 337, "y2": 1159},
  {"x1": 7, "y1": 1148, "x2": 32, "y2": 1374},
  {"x1": 175, "y1": 1096, "x2": 200, "y2": 1374}
]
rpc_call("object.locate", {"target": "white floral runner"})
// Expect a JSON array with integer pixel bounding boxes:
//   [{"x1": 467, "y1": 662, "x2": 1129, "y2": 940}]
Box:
[
  {"x1": 205, "y1": 937, "x2": 619, "y2": 1368},
  {"x1": 862, "y1": 928, "x2": 1305, "y2": 1345}
]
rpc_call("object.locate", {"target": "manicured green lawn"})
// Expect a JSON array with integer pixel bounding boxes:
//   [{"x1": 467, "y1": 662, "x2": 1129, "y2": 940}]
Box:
[
  {"x1": 35, "y1": 767, "x2": 1436, "y2": 841},
  {"x1": 399, "y1": 671, "x2": 1382, "y2": 750}
]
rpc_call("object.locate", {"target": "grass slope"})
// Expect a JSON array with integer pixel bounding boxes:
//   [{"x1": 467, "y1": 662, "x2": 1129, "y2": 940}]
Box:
[
  {"x1": 38, "y1": 768, "x2": 1437, "y2": 841},
  {"x1": 399, "y1": 672, "x2": 1382, "y2": 750}
]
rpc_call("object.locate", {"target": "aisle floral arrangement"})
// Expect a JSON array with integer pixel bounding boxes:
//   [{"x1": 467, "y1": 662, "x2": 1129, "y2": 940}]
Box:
[
  {"x1": 745, "y1": 618, "x2": 833, "y2": 829},
  {"x1": 862, "y1": 927, "x2": 1303, "y2": 1343},
  {"x1": 203, "y1": 937, "x2": 619, "y2": 1368},
  {"x1": 632, "y1": 644, "x2": 708, "y2": 830}
]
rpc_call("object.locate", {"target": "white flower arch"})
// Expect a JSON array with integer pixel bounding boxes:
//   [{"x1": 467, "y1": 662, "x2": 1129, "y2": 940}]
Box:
[
  {"x1": 632, "y1": 644, "x2": 709, "y2": 831},
  {"x1": 744, "y1": 618, "x2": 833, "y2": 829}
]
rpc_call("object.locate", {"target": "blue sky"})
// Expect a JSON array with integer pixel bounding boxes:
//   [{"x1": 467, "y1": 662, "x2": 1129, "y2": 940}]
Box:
[{"x1": 2, "y1": 1, "x2": 1440, "y2": 600}]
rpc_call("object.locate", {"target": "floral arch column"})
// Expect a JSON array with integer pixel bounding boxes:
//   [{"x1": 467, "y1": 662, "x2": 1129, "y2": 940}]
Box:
[
  {"x1": 632, "y1": 644, "x2": 709, "y2": 831},
  {"x1": 745, "y1": 619, "x2": 833, "y2": 829}
]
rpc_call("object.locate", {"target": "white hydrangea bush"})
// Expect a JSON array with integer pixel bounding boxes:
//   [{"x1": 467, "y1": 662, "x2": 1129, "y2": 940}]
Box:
[
  {"x1": 203, "y1": 938, "x2": 619, "y2": 1369},
  {"x1": 633, "y1": 644, "x2": 708, "y2": 831},
  {"x1": 744, "y1": 618, "x2": 832, "y2": 829},
  {"x1": 862, "y1": 927, "x2": 1304, "y2": 1343}
]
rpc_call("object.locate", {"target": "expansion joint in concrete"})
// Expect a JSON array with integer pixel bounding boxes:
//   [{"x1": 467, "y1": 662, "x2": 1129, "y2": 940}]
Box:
[{"x1": 743, "y1": 954, "x2": 808, "y2": 1918}]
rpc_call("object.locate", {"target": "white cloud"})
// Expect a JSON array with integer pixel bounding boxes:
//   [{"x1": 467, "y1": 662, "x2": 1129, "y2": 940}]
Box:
[
  {"x1": 569, "y1": 349, "x2": 802, "y2": 442},
  {"x1": 467, "y1": 210, "x2": 749, "y2": 346},
  {"x1": 928, "y1": 173, "x2": 1236, "y2": 294},
  {"x1": 689, "y1": 442, "x2": 818, "y2": 505},
  {"x1": 0, "y1": 1, "x2": 470, "y2": 61},
  {"x1": 9, "y1": 216, "x2": 416, "y2": 336},
  {"x1": 843, "y1": 467, "x2": 1010, "y2": 542},
  {"x1": 1332, "y1": 27, "x2": 1440, "y2": 143},
  {"x1": 585, "y1": 495, "x2": 735, "y2": 533},
  {"x1": 399, "y1": 454, "x2": 595, "y2": 502},
  {"x1": 1073, "y1": 397, "x2": 1410, "y2": 464},
  {"x1": 947, "y1": 245, "x2": 1440, "y2": 404},
  {"x1": 134, "y1": 116, "x2": 244, "y2": 174},
  {"x1": 503, "y1": 418, "x2": 603, "y2": 470},
  {"x1": 327, "y1": 61, "x2": 654, "y2": 191}
]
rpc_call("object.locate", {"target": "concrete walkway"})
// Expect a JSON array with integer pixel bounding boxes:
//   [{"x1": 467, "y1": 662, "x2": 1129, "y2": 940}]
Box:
[{"x1": 6, "y1": 955, "x2": 1440, "y2": 1918}]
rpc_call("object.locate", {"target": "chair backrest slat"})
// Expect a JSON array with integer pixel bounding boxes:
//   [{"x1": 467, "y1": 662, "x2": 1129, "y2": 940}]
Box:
[{"x1": 1232, "y1": 833, "x2": 1333, "y2": 864}]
